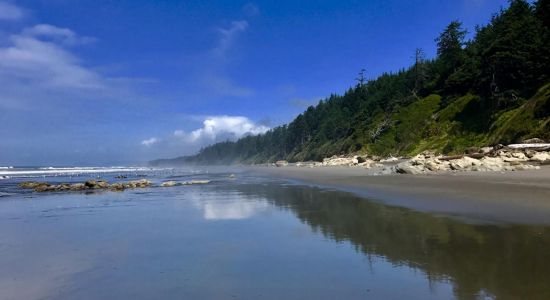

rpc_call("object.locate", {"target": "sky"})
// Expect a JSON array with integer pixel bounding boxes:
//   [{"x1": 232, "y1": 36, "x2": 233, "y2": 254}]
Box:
[{"x1": 0, "y1": 0, "x2": 512, "y2": 166}]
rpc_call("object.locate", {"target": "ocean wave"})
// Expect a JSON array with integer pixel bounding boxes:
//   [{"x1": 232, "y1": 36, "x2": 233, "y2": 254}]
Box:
[
  {"x1": 38, "y1": 166, "x2": 137, "y2": 171},
  {"x1": 0, "y1": 167, "x2": 161, "y2": 177},
  {"x1": 0, "y1": 166, "x2": 14, "y2": 169}
]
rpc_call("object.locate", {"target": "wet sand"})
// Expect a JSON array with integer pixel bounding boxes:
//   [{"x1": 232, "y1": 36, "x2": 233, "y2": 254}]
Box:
[{"x1": 249, "y1": 166, "x2": 550, "y2": 225}]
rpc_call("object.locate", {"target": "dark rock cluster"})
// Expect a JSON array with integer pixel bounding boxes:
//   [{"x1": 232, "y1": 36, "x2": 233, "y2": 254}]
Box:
[{"x1": 18, "y1": 179, "x2": 152, "y2": 192}]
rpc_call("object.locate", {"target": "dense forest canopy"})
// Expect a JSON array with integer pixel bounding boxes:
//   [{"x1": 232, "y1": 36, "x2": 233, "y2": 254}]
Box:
[{"x1": 153, "y1": 0, "x2": 550, "y2": 165}]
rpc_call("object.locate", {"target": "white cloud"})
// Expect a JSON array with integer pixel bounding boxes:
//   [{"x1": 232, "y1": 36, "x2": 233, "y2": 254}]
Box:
[
  {"x1": 202, "y1": 200, "x2": 269, "y2": 220},
  {"x1": 0, "y1": 25, "x2": 104, "y2": 90},
  {"x1": 176, "y1": 116, "x2": 269, "y2": 144},
  {"x1": 0, "y1": 1, "x2": 24, "y2": 21},
  {"x1": 186, "y1": 191, "x2": 269, "y2": 220},
  {"x1": 139, "y1": 116, "x2": 269, "y2": 157},
  {"x1": 141, "y1": 137, "x2": 159, "y2": 147},
  {"x1": 213, "y1": 20, "x2": 248, "y2": 57},
  {"x1": 23, "y1": 24, "x2": 97, "y2": 46}
]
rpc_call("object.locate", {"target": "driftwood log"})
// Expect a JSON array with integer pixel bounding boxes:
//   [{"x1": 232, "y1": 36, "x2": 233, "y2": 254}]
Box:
[{"x1": 506, "y1": 144, "x2": 550, "y2": 151}]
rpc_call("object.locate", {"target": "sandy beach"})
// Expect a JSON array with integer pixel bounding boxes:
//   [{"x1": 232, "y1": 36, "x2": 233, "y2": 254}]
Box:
[{"x1": 250, "y1": 165, "x2": 550, "y2": 225}]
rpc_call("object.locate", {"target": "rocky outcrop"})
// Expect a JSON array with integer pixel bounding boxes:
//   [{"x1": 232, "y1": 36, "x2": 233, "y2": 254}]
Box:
[
  {"x1": 389, "y1": 147, "x2": 548, "y2": 175},
  {"x1": 19, "y1": 179, "x2": 152, "y2": 193},
  {"x1": 316, "y1": 155, "x2": 383, "y2": 168}
]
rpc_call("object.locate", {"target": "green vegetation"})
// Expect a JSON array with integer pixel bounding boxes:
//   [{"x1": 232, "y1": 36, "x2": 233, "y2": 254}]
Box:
[{"x1": 153, "y1": 0, "x2": 550, "y2": 165}]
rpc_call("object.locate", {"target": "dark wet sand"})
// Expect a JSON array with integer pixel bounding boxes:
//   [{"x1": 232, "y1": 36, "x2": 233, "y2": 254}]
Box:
[{"x1": 249, "y1": 166, "x2": 550, "y2": 225}]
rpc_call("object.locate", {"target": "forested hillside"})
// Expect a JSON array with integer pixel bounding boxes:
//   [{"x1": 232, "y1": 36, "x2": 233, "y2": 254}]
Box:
[{"x1": 153, "y1": 0, "x2": 550, "y2": 165}]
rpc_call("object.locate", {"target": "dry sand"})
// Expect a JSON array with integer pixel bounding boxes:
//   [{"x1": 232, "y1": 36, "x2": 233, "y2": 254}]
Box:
[{"x1": 249, "y1": 165, "x2": 550, "y2": 225}]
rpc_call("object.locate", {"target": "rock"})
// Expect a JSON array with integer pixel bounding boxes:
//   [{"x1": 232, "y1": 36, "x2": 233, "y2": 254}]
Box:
[
  {"x1": 35, "y1": 184, "x2": 55, "y2": 192},
  {"x1": 524, "y1": 149, "x2": 536, "y2": 158},
  {"x1": 322, "y1": 156, "x2": 357, "y2": 166},
  {"x1": 410, "y1": 154, "x2": 427, "y2": 166},
  {"x1": 511, "y1": 152, "x2": 527, "y2": 160},
  {"x1": 479, "y1": 157, "x2": 506, "y2": 172},
  {"x1": 125, "y1": 179, "x2": 151, "y2": 188},
  {"x1": 425, "y1": 161, "x2": 441, "y2": 172},
  {"x1": 70, "y1": 183, "x2": 86, "y2": 190},
  {"x1": 480, "y1": 147, "x2": 493, "y2": 154},
  {"x1": 380, "y1": 156, "x2": 399, "y2": 163},
  {"x1": 55, "y1": 184, "x2": 71, "y2": 191},
  {"x1": 362, "y1": 159, "x2": 379, "y2": 168},
  {"x1": 356, "y1": 156, "x2": 367, "y2": 163},
  {"x1": 161, "y1": 181, "x2": 178, "y2": 187},
  {"x1": 109, "y1": 183, "x2": 125, "y2": 191},
  {"x1": 84, "y1": 180, "x2": 109, "y2": 189},
  {"x1": 530, "y1": 152, "x2": 550, "y2": 162},
  {"x1": 450, "y1": 156, "x2": 481, "y2": 169},
  {"x1": 395, "y1": 163, "x2": 424, "y2": 175},
  {"x1": 19, "y1": 182, "x2": 48, "y2": 189},
  {"x1": 85, "y1": 180, "x2": 98, "y2": 188},
  {"x1": 20, "y1": 178, "x2": 155, "y2": 193},
  {"x1": 114, "y1": 175, "x2": 127, "y2": 179},
  {"x1": 96, "y1": 181, "x2": 110, "y2": 189},
  {"x1": 275, "y1": 160, "x2": 288, "y2": 167}
]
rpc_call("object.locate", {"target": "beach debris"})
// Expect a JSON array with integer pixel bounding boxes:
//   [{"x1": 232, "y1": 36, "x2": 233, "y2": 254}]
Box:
[
  {"x1": 182, "y1": 180, "x2": 211, "y2": 185},
  {"x1": 160, "y1": 180, "x2": 211, "y2": 187},
  {"x1": 161, "y1": 181, "x2": 178, "y2": 187},
  {"x1": 275, "y1": 160, "x2": 289, "y2": 167},
  {"x1": 380, "y1": 156, "x2": 399, "y2": 163}
]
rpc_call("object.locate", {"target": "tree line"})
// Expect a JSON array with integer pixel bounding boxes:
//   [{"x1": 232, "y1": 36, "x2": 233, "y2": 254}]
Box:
[{"x1": 157, "y1": 0, "x2": 550, "y2": 165}]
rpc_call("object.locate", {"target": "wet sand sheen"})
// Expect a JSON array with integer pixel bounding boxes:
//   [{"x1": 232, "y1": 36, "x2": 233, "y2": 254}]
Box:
[
  {"x1": 250, "y1": 166, "x2": 550, "y2": 225},
  {"x1": 1, "y1": 171, "x2": 550, "y2": 299}
]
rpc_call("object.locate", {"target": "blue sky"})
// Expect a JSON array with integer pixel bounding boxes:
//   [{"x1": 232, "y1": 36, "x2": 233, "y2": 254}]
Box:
[{"x1": 0, "y1": 0, "x2": 511, "y2": 166}]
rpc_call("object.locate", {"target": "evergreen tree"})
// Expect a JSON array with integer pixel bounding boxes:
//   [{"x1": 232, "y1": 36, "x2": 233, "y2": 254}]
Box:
[{"x1": 435, "y1": 21, "x2": 467, "y2": 84}]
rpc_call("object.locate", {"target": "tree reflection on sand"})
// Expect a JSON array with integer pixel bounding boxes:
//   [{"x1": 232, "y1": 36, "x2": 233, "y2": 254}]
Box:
[{"x1": 227, "y1": 183, "x2": 550, "y2": 300}]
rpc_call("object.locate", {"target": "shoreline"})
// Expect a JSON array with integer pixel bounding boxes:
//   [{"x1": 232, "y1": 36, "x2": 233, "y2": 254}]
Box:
[{"x1": 247, "y1": 165, "x2": 550, "y2": 225}]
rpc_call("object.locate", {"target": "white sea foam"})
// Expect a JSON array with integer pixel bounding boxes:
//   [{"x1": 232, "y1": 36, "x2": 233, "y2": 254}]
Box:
[
  {"x1": 0, "y1": 167, "x2": 161, "y2": 177},
  {"x1": 0, "y1": 166, "x2": 14, "y2": 169}
]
